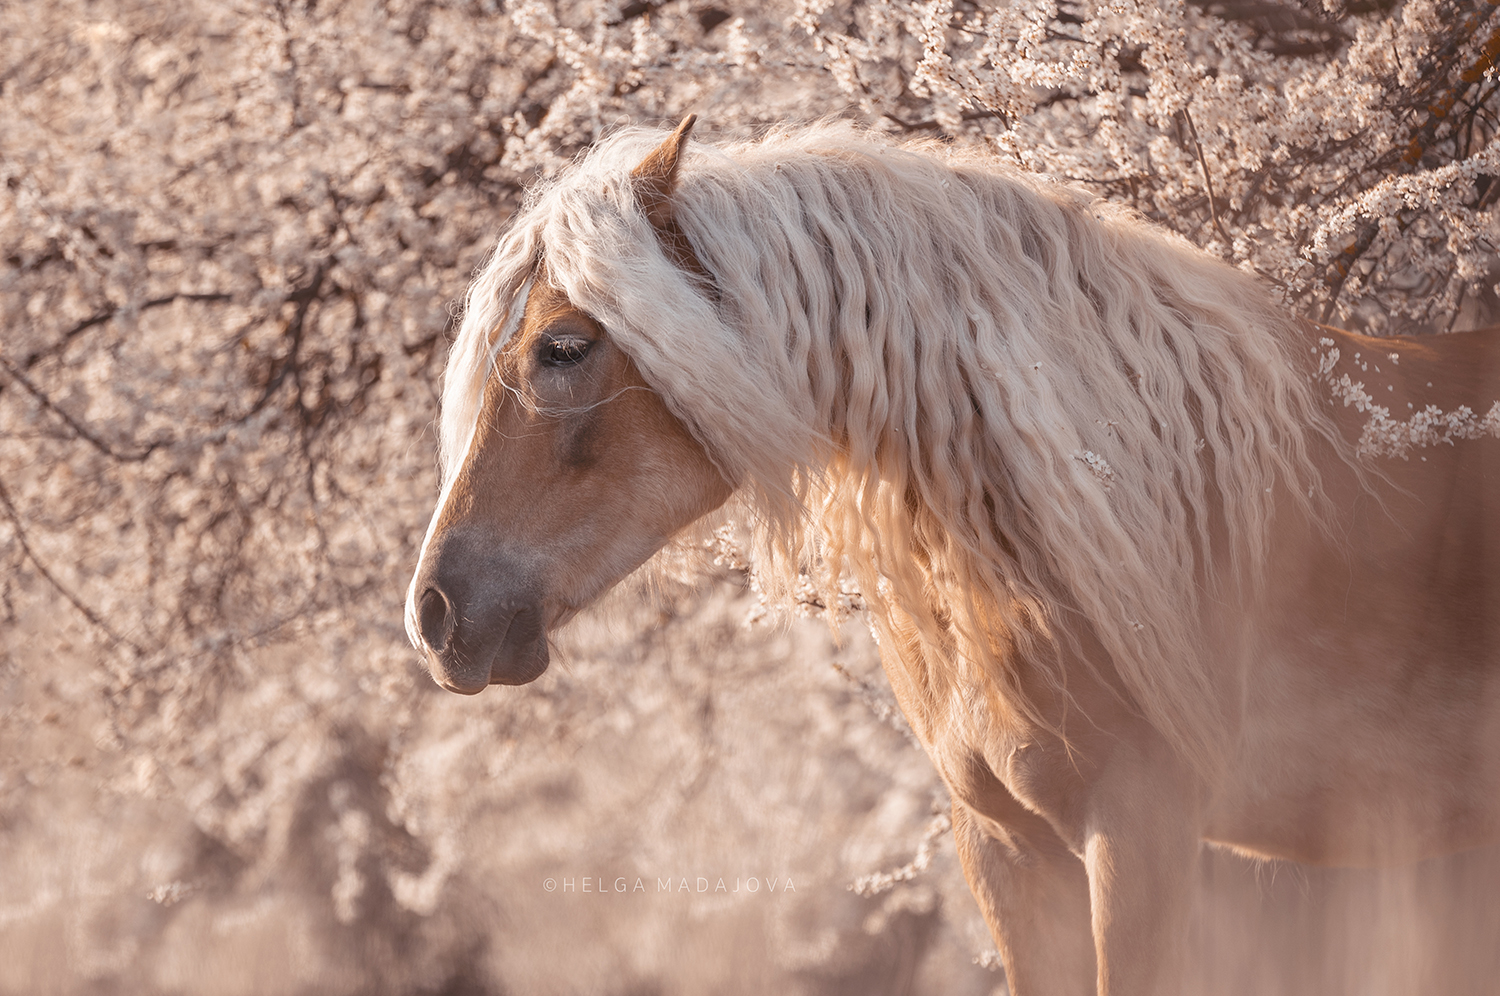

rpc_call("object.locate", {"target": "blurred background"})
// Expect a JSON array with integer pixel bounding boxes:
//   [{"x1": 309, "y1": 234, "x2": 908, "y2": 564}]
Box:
[{"x1": 4, "y1": 1, "x2": 1500, "y2": 993}]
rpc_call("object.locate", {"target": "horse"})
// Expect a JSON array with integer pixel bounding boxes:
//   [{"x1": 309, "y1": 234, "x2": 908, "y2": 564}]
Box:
[{"x1": 405, "y1": 116, "x2": 1500, "y2": 995}]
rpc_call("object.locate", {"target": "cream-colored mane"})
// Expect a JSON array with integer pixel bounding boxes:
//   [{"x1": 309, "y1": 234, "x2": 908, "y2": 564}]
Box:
[{"x1": 443, "y1": 123, "x2": 1335, "y2": 769}]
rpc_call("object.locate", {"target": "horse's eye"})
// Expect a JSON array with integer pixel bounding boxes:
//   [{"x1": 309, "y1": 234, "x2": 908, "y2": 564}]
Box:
[{"x1": 541, "y1": 338, "x2": 592, "y2": 367}]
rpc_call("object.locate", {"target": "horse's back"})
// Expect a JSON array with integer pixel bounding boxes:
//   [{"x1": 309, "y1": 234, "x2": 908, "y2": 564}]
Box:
[
  {"x1": 1327, "y1": 325, "x2": 1500, "y2": 628},
  {"x1": 1329, "y1": 323, "x2": 1500, "y2": 416},
  {"x1": 1307, "y1": 324, "x2": 1500, "y2": 632},
  {"x1": 1209, "y1": 324, "x2": 1500, "y2": 864}
]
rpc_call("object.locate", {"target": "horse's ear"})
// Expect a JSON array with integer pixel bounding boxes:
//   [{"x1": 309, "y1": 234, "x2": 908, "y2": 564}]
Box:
[
  {"x1": 629, "y1": 115, "x2": 714, "y2": 285},
  {"x1": 631, "y1": 114, "x2": 697, "y2": 231}
]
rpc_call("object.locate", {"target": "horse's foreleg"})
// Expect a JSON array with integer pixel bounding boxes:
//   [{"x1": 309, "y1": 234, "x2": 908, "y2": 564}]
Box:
[
  {"x1": 1083, "y1": 764, "x2": 1202, "y2": 996},
  {"x1": 953, "y1": 801, "x2": 1096, "y2": 996}
]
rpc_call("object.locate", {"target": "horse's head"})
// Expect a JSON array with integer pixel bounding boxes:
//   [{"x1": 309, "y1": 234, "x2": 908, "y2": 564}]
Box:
[{"x1": 407, "y1": 117, "x2": 732, "y2": 693}]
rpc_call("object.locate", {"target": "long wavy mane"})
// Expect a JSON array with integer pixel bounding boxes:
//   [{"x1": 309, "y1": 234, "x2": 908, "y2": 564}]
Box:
[{"x1": 443, "y1": 123, "x2": 1337, "y2": 769}]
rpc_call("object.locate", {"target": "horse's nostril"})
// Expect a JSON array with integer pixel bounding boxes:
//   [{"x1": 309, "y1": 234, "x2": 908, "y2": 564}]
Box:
[{"x1": 418, "y1": 587, "x2": 453, "y2": 651}]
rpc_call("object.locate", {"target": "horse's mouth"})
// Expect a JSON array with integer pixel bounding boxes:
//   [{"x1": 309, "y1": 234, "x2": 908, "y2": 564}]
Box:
[
  {"x1": 429, "y1": 602, "x2": 550, "y2": 694},
  {"x1": 487, "y1": 603, "x2": 549, "y2": 686}
]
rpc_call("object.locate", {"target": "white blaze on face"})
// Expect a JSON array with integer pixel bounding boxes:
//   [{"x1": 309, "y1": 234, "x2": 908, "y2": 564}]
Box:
[{"x1": 404, "y1": 277, "x2": 535, "y2": 650}]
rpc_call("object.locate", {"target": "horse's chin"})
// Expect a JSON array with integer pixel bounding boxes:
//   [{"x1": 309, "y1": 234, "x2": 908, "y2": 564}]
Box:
[
  {"x1": 487, "y1": 622, "x2": 549, "y2": 686},
  {"x1": 430, "y1": 604, "x2": 550, "y2": 693}
]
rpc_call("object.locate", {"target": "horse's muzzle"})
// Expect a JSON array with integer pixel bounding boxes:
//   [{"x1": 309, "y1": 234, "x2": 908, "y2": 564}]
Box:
[{"x1": 412, "y1": 536, "x2": 549, "y2": 693}]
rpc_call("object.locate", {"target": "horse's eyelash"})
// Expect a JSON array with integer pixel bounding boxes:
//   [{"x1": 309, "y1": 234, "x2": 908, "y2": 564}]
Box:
[{"x1": 539, "y1": 337, "x2": 592, "y2": 367}]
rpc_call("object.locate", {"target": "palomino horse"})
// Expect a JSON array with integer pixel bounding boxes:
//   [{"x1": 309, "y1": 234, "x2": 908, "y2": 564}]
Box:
[{"x1": 406, "y1": 117, "x2": 1500, "y2": 995}]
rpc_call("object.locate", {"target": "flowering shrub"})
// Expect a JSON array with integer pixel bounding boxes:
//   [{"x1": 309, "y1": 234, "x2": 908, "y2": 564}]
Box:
[{"x1": 794, "y1": 0, "x2": 1500, "y2": 332}]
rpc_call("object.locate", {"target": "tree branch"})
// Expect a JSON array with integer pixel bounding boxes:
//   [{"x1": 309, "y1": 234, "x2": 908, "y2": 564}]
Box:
[
  {"x1": 0, "y1": 355, "x2": 167, "y2": 462},
  {"x1": 0, "y1": 475, "x2": 148, "y2": 656},
  {"x1": 19, "y1": 291, "x2": 232, "y2": 371}
]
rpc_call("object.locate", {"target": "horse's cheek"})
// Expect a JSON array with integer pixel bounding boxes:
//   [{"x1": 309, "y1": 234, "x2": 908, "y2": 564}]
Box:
[
  {"x1": 644, "y1": 412, "x2": 734, "y2": 522},
  {"x1": 555, "y1": 408, "x2": 603, "y2": 471}
]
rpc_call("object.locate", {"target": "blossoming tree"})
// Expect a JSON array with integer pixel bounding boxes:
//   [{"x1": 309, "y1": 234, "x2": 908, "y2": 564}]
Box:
[{"x1": 2, "y1": 0, "x2": 1497, "y2": 991}]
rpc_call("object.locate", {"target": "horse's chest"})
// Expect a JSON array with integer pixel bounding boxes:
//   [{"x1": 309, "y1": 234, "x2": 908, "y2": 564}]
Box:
[{"x1": 919, "y1": 721, "x2": 1099, "y2": 854}]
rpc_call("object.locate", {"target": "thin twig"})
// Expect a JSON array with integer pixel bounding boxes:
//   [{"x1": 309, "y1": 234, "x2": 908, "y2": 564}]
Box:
[
  {"x1": 18, "y1": 291, "x2": 232, "y2": 371},
  {"x1": 1180, "y1": 108, "x2": 1233, "y2": 248},
  {"x1": 0, "y1": 476, "x2": 148, "y2": 657},
  {"x1": 0, "y1": 355, "x2": 165, "y2": 461},
  {"x1": 1446, "y1": 283, "x2": 1468, "y2": 333}
]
